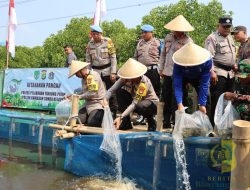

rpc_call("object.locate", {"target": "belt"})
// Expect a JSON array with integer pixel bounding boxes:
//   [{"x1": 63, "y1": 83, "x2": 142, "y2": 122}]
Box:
[
  {"x1": 92, "y1": 63, "x2": 111, "y2": 70},
  {"x1": 214, "y1": 62, "x2": 232, "y2": 71},
  {"x1": 147, "y1": 64, "x2": 158, "y2": 70}
]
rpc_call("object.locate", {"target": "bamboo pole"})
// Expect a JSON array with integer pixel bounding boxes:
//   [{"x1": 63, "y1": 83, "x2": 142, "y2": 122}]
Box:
[
  {"x1": 156, "y1": 102, "x2": 164, "y2": 132},
  {"x1": 70, "y1": 94, "x2": 79, "y2": 126},
  {"x1": 49, "y1": 123, "x2": 148, "y2": 135},
  {"x1": 230, "y1": 120, "x2": 250, "y2": 190},
  {"x1": 49, "y1": 123, "x2": 104, "y2": 134},
  {"x1": 60, "y1": 132, "x2": 75, "y2": 139}
]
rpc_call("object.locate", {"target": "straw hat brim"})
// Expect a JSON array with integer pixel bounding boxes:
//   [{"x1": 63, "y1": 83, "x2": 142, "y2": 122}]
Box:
[
  {"x1": 173, "y1": 42, "x2": 211, "y2": 66},
  {"x1": 164, "y1": 15, "x2": 194, "y2": 32},
  {"x1": 117, "y1": 58, "x2": 147, "y2": 79},
  {"x1": 68, "y1": 61, "x2": 90, "y2": 78}
]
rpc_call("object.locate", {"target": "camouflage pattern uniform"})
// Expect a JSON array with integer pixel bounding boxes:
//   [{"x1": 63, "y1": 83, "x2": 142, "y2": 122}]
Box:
[{"x1": 234, "y1": 59, "x2": 250, "y2": 121}]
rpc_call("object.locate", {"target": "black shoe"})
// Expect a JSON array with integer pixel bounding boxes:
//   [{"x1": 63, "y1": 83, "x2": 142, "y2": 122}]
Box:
[
  {"x1": 147, "y1": 118, "x2": 156, "y2": 132},
  {"x1": 119, "y1": 120, "x2": 133, "y2": 130},
  {"x1": 163, "y1": 122, "x2": 172, "y2": 129}
]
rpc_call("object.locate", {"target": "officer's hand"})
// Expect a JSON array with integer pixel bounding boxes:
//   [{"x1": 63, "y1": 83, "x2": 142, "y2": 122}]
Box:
[
  {"x1": 110, "y1": 74, "x2": 116, "y2": 82},
  {"x1": 64, "y1": 94, "x2": 72, "y2": 100},
  {"x1": 210, "y1": 70, "x2": 218, "y2": 85},
  {"x1": 113, "y1": 117, "x2": 122, "y2": 129},
  {"x1": 232, "y1": 64, "x2": 238, "y2": 72},
  {"x1": 224, "y1": 92, "x2": 236, "y2": 100},
  {"x1": 101, "y1": 98, "x2": 109, "y2": 107},
  {"x1": 198, "y1": 105, "x2": 207, "y2": 114},
  {"x1": 177, "y1": 103, "x2": 185, "y2": 111},
  {"x1": 159, "y1": 70, "x2": 163, "y2": 78}
]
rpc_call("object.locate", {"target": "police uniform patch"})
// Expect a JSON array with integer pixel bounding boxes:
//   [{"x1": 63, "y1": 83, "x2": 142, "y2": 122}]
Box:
[
  {"x1": 135, "y1": 82, "x2": 147, "y2": 101},
  {"x1": 86, "y1": 74, "x2": 99, "y2": 92}
]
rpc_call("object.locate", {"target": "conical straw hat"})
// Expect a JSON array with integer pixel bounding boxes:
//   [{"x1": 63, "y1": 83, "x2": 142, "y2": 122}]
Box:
[
  {"x1": 172, "y1": 42, "x2": 211, "y2": 66},
  {"x1": 164, "y1": 15, "x2": 194, "y2": 32},
  {"x1": 117, "y1": 58, "x2": 147, "y2": 79},
  {"x1": 68, "y1": 60, "x2": 90, "y2": 78}
]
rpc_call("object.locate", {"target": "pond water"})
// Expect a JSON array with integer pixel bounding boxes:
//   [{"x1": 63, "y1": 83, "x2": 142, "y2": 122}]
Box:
[{"x1": 0, "y1": 139, "x2": 142, "y2": 190}]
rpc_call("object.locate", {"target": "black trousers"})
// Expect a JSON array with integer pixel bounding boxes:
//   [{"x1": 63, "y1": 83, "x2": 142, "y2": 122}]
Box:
[
  {"x1": 101, "y1": 75, "x2": 118, "y2": 114},
  {"x1": 145, "y1": 68, "x2": 161, "y2": 97},
  {"x1": 116, "y1": 89, "x2": 157, "y2": 120},
  {"x1": 210, "y1": 75, "x2": 235, "y2": 126},
  {"x1": 78, "y1": 107, "x2": 104, "y2": 127},
  {"x1": 161, "y1": 76, "x2": 177, "y2": 125},
  {"x1": 182, "y1": 77, "x2": 212, "y2": 123}
]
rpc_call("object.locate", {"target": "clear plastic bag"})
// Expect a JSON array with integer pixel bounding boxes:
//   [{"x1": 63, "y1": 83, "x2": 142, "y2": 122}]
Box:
[
  {"x1": 214, "y1": 93, "x2": 240, "y2": 139},
  {"x1": 55, "y1": 100, "x2": 72, "y2": 125},
  {"x1": 173, "y1": 109, "x2": 213, "y2": 138},
  {"x1": 100, "y1": 107, "x2": 122, "y2": 158}
]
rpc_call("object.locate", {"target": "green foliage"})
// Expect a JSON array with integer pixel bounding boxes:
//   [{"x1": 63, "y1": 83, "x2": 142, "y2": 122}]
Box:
[
  {"x1": 0, "y1": 0, "x2": 232, "y2": 68},
  {"x1": 102, "y1": 20, "x2": 138, "y2": 66},
  {"x1": 142, "y1": 0, "x2": 232, "y2": 46}
]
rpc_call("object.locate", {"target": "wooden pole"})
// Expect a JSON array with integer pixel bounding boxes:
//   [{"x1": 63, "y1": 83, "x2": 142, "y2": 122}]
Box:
[
  {"x1": 230, "y1": 120, "x2": 250, "y2": 190},
  {"x1": 70, "y1": 94, "x2": 79, "y2": 126},
  {"x1": 156, "y1": 102, "x2": 164, "y2": 132}
]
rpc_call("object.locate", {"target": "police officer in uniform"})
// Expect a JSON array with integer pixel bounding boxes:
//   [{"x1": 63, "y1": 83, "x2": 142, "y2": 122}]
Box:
[
  {"x1": 205, "y1": 16, "x2": 237, "y2": 126},
  {"x1": 231, "y1": 25, "x2": 250, "y2": 62},
  {"x1": 105, "y1": 58, "x2": 159, "y2": 131},
  {"x1": 224, "y1": 59, "x2": 250, "y2": 121},
  {"x1": 159, "y1": 15, "x2": 194, "y2": 129},
  {"x1": 134, "y1": 24, "x2": 161, "y2": 97},
  {"x1": 68, "y1": 60, "x2": 106, "y2": 127},
  {"x1": 173, "y1": 42, "x2": 212, "y2": 114},
  {"x1": 86, "y1": 25, "x2": 118, "y2": 117}
]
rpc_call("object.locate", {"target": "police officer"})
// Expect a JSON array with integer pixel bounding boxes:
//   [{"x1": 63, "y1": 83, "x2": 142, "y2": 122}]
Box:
[
  {"x1": 134, "y1": 24, "x2": 161, "y2": 97},
  {"x1": 205, "y1": 16, "x2": 237, "y2": 126},
  {"x1": 105, "y1": 58, "x2": 159, "y2": 131},
  {"x1": 86, "y1": 25, "x2": 118, "y2": 117},
  {"x1": 68, "y1": 60, "x2": 106, "y2": 127},
  {"x1": 172, "y1": 42, "x2": 212, "y2": 114},
  {"x1": 231, "y1": 25, "x2": 250, "y2": 62},
  {"x1": 159, "y1": 15, "x2": 194, "y2": 129},
  {"x1": 224, "y1": 59, "x2": 250, "y2": 121},
  {"x1": 64, "y1": 44, "x2": 77, "y2": 67}
]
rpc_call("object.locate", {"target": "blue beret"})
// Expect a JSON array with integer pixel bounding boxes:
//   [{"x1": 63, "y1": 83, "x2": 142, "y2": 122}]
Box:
[
  {"x1": 141, "y1": 24, "x2": 154, "y2": 32},
  {"x1": 90, "y1": 25, "x2": 103, "y2": 33}
]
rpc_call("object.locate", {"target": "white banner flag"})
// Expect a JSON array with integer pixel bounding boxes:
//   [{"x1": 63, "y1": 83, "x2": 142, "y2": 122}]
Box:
[{"x1": 7, "y1": 0, "x2": 17, "y2": 58}]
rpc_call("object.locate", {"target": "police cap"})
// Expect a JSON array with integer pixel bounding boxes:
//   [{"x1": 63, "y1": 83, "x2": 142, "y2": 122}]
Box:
[
  {"x1": 90, "y1": 25, "x2": 103, "y2": 33},
  {"x1": 231, "y1": 25, "x2": 247, "y2": 34},
  {"x1": 141, "y1": 24, "x2": 154, "y2": 32},
  {"x1": 218, "y1": 16, "x2": 232, "y2": 26}
]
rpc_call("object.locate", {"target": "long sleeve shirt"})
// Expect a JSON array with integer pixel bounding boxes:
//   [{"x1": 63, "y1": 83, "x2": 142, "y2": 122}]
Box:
[
  {"x1": 159, "y1": 33, "x2": 192, "y2": 76},
  {"x1": 79, "y1": 70, "x2": 106, "y2": 114},
  {"x1": 106, "y1": 76, "x2": 159, "y2": 118},
  {"x1": 173, "y1": 59, "x2": 212, "y2": 106}
]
